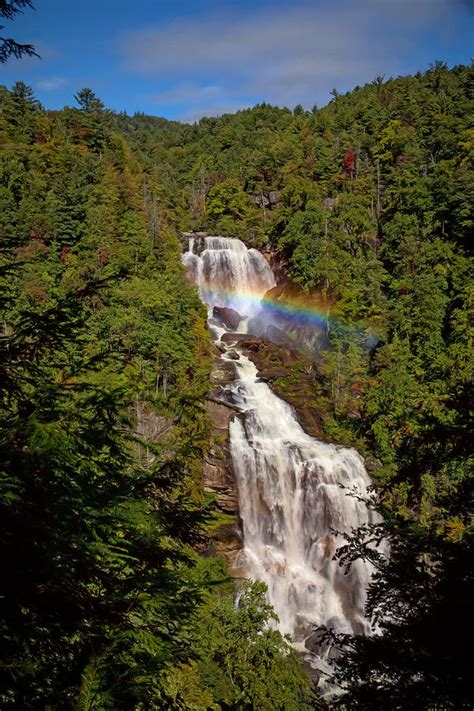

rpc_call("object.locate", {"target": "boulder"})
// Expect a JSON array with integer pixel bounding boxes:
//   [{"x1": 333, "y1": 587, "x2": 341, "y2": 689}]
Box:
[
  {"x1": 221, "y1": 333, "x2": 262, "y2": 351},
  {"x1": 226, "y1": 349, "x2": 240, "y2": 360},
  {"x1": 213, "y1": 306, "x2": 242, "y2": 330},
  {"x1": 304, "y1": 629, "x2": 328, "y2": 654},
  {"x1": 210, "y1": 358, "x2": 236, "y2": 386},
  {"x1": 300, "y1": 657, "x2": 322, "y2": 686}
]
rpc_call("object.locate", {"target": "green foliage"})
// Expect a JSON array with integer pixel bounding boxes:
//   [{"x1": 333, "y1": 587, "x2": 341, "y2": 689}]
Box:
[
  {"x1": 0, "y1": 1, "x2": 38, "y2": 63},
  {"x1": 110, "y1": 63, "x2": 473, "y2": 709},
  {"x1": 0, "y1": 81, "x2": 316, "y2": 709},
  {"x1": 192, "y1": 581, "x2": 313, "y2": 710},
  {"x1": 1, "y1": 62, "x2": 472, "y2": 709},
  {"x1": 0, "y1": 247, "x2": 211, "y2": 708},
  {"x1": 331, "y1": 520, "x2": 474, "y2": 710},
  {"x1": 129, "y1": 61, "x2": 470, "y2": 531},
  {"x1": 159, "y1": 576, "x2": 314, "y2": 710},
  {"x1": 74, "y1": 87, "x2": 105, "y2": 113}
]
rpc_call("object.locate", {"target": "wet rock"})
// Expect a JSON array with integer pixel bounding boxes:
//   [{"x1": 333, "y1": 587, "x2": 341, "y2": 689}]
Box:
[
  {"x1": 242, "y1": 341, "x2": 328, "y2": 440},
  {"x1": 221, "y1": 333, "x2": 262, "y2": 351},
  {"x1": 256, "y1": 280, "x2": 331, "y2": 353},
  {"x1": 214, "y1": 532, "x2": 243, "y2": 567},
  {"x1": 213, "y1": 305, "x2": 242, "y2": 330},
  {"x1": 237, "y1": 337, "x2": 262, "y2": 352},
  {"x1": 221, "y1": 333, "x2": 330, "y2": 441},
  {"x1": 304, "y1": 627, "x2": 340, "y2": 661},
  {"x1": 304, "y1": 629, "x2": 328, "y2": 654},
  {"x1": 226, "y1": 349, "x2": 240, "y2": 360},
  {"x1": 212, "y1": 341, "x2": 227, "y2": 355},
  {"x1": 293, "y1": 614, "x2": 316, "y2": 642},
  {"x1": 300, "y1": 657, "x2": 322, "y2": 686},
  {"x1": 204, "y1": 353, "x2": 240, "y2": 516},
  {"x1": 181, "y1": 232, "x2": 208, "y2": 254},
  {"x1": 204, "y1": 418, "x2": 239, "y2": 514},
  {"x1": 210, "y1": 358, "x2": 236, "y2": 386},
  {"x1": 220, "y1": 333, "x2": 239, "y2": 346}
]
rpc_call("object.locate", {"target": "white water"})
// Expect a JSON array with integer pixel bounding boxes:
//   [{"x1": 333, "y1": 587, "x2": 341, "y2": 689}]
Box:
[
  {"x1": 184, "y1": 236, "x2": 377, "y2": 653},
  {"x1": 183, "y1": 235, "x2": 275, "y2": 330}
]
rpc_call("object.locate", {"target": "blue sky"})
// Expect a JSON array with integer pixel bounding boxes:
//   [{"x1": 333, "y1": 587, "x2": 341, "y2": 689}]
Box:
[{"x1": 1, "y1": 0, "x2": 472, "y2": 122}]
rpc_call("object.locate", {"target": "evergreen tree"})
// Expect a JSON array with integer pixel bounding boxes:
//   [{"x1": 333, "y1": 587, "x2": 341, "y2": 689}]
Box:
[{"x1": 0, "y1": 0, "x2": 37, "y2": 63}]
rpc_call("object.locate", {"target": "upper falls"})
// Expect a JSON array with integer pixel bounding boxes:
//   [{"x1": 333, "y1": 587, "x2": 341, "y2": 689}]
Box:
[{"x1": 184, "y1": 235, "x2": 378, "y2": 656}]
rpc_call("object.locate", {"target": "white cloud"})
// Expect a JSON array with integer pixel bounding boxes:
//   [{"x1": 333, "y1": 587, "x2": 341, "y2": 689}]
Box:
[
  {"x1": 150, "y1": 83, "x2": 249, "y2": 121},
  {"x1": 118, "y1": 0, "x2": 462, "y2": 120},
  {"x1": 152, "y1": 82, "x2": 223, "y2": 104},
  {"x1": 36, "y1": 76, "x2": 67, "y2": 91}
]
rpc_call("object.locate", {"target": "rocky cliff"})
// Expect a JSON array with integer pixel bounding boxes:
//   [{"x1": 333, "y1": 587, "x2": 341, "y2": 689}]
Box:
[{"x1": 203, "y1": 346, "x2": 243, "y2": 568}]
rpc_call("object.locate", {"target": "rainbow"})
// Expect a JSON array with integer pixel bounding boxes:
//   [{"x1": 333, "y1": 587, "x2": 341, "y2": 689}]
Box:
[
  {"x1": 203, "y1": 285, "x2": 378, "y2": 347},
  {"x1": 260, "y1": 293, "x2": 331, "y2": 331}
]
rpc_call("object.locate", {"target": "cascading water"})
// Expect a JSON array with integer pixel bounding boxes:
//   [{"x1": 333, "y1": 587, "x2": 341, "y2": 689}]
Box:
[
  {"x1": 183, "y1": 235, "x2": 275, "y2": 333},
  {"x1": 184, "y1": 235, "x2": 378, "y2": 660}
]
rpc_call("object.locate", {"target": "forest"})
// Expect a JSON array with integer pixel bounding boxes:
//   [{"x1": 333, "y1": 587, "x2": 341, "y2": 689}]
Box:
[{"x1": 0, "y1": 60, "x2": 472, "y2": 709}]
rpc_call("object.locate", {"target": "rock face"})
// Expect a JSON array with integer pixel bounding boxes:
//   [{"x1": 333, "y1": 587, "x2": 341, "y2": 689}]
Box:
[
  {"x1": 204, "y1": 398, "x2": 239, "y2": 514},
  {"x1": 204, "y1": 354, "x2": 238, "y2": 514},
  {"x1": 179, "y1": 231, "x2": 208, "y2": 253},
  {"x1": 204, "y1": 347, "x2": 239, "y2": 515},
  {"x1": 204, "y1": 518, "x2": 243, "y2": 574},
  {"x1": 365, "y1": 455, "x2": 383, "y2": 473},
  {"x1": 203, "y1": 347, "x2": 243, "y2": 569},
  {"x1": 261, "y1": 281, "x2": 331, "y2": 353}
]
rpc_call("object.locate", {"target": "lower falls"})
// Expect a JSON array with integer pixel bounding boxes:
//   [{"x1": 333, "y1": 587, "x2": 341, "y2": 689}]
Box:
[{"x1": 183, "y1": 235, "x2": 380, "y2": 680}]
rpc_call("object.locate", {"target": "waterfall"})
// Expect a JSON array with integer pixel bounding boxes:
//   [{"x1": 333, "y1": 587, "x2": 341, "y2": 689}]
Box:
[
  {"x1": 184, "y1": 235, "x2": 378, "y2": 654},
  {"x1": 183, "y1": 235, "x2": 275, "y2": 332}
]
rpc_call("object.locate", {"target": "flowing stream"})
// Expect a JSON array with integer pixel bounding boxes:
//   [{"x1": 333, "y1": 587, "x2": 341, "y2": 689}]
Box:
[{"x1": 184, "y1": 235, "x2": 377, "y2": 659}]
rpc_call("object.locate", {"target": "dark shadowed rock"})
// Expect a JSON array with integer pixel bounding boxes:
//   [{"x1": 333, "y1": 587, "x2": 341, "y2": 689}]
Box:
[
  {"x1": 221, "y1": 333, "x2": 263, "y2": 351},
  {"x1": 204, "y1": 353, "x2": 239, "y2": 517},
  {"x1": 220, "y1": 332, "x2": 239, "y2": 346},
  {"x1": 212, "y1": 341, "x2": 227, "y2": 355},
  {"x1": 213, "y1": 306, "x2": 242, "y2": 330},
  {"x1": 304, "y1": 629, "x2": 328, "y2": 654},
  {"x1": 203, "y1": 351, "x2": 243, "y2": 567}
]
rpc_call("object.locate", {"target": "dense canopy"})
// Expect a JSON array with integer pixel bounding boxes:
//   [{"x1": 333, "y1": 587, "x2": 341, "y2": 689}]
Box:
[{"x1": 0, "y1": 61, "x2": 472, "y2": 708}]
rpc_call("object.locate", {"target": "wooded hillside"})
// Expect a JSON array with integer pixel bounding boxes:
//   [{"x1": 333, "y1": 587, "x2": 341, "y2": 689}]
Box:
[{"x1": 0, "y1": 62, "x2": 472, "y2": 708}]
